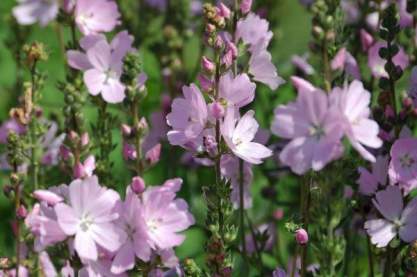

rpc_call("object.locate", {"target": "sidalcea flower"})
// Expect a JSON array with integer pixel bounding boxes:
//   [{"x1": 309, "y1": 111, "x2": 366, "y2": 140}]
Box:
[
  {"x1": 271, "y1": 78, "x2": 344, "y2": 174},
  {"x1": 236, "y1": 13, "x2": 272, "y2": 52},
  {"x1": 73, "y1": 155, "x2": 96, "y2": 179},
  {"x1": 221, "y1": 155, "x2": 253, "y2": 209},
  {"x1": 55, "y1": 176, "x2": 126, "y2": 260},
  {"x1": 166, "y1": 84, "x2": 208, "y2": 147},
  {"x1": 357, "y1": 155, "x2": 389, "y2": 196},
  {"x1": 365, "y1": 186, "x2": 417, "y2": 248},
  {"x1": 218, "y1": 72, "x2": 256, "y2": 108},
  {"x1": 222, "y1": 108, "x2": 272, "y2": 165},
  {"x1": 13, "y1": 0, "x2": 59, "y2": 26},
  {"x1": 368, "y1": 41, "x2": 409, "y2": 78},
  {"x1": 389, "y1": 138, "x2": 417, "y2": 191},
  {"x1": 74, "y1": 0, "x2": 121, "y2": 35},
  {"x1": 330, "y1": 80, "x2": 382, "y2": 162},
  {"x1": 135, "y1": 179, "x2": 195, "y2": 257},
  {"x1": 67, "y1": 32, "x2": 134, "y2": 103}
]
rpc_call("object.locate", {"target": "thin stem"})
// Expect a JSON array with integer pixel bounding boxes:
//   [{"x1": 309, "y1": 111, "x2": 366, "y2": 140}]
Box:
[
  {"x1": 132, "y1": 100, "x2": 144, "y2": 175},
  {"x1": 322, "y1": 40, "x2": 331, "y2": 92},
  {"x1": 245, "y1": 212, "x2": 263, "y2": 267},
  {"x1": 300, "y1": 175, "x2": 311, "y2": 277},
  {"x1": 383, "y1": 247, "x2": 393, "y2": 277},
  {"x1": 13, "y1": 164, "x2": 21, "y2": 277},
  {"x1": 366, "y1": 235, "x2": 375, "y2": 277},
  {"x1": 238, "y1": 159, "x2": 247, "y2": 262}
]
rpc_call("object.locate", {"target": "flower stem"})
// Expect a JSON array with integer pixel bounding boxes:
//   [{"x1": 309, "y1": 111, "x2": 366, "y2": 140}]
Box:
[
  {"x1": 238, "y1": 159, "x2": 247, "y2": 262},
  {"x1": 383, "y1": 247, "x2": 393, "y2": 277},
  {"x1": 366, "y1": 235, "x2": 375, "y2": 277},
  {"x1": 300, "y1": 175, "x2": 311, "y2": 277}
]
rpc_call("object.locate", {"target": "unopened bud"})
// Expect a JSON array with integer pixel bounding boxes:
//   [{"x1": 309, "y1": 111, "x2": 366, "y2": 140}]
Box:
[
  {"x1": 240, "y1": 0, "x2": 252, "y2": 14},
  {"x1": 208, "y1": 101, "x2": 225, "y2": 119},
  {"x1": 121, "y1": 124, "x2": 132, "y2": 137},
  {"x1": 131, "y1": 176, "x2": 146, "y2": 194},
  {"x1": 17, "y1": 205, "x2": 27, "y2": 219},
  {"x1": 202, "y1": 56, "x2": 216, "y2": 73},
  {"x1": 80, "y1": 132, "x2": 89, "y2": 147},
  {"x1": 198, "y1": 74, "x2": 213, "y2": 92},
  {"x1": 218, "y1": 3, "x2": 231, "y2": 19},
  {"x1": 295, "y1": 228, "x2": 309, "y2": 245}
]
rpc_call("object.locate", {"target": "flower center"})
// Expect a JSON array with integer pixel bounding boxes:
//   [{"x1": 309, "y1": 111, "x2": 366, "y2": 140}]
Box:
[
  {"x1": 104, "y1": 70, "x2": 117, "y2": 84},
  {"x1": 309, "y1": 124, "x2": 325, "y2": 140},
  {"x1": 146, "y1": 218, "x2": 162, "y2": 233},
  {"x1": 79, "y1": 214, "x2": 93, "y2": 232},
  {"x1": 400, "y1": 154, "x2": 415, "y2": 168}
]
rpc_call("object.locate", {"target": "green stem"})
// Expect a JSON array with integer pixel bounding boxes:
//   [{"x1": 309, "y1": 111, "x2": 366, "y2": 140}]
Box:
[
  {"x1": 13, "y1": 163, "x2": 21, "y2": 277},
  {"x1": 322, "y1": 40, "x2": 331, "y2": 92},
  {"x1": 300, "y1": 175, "x2": 311, "y2": 277},
  {"x1": 383, "y1": 247, "x2": 393, "y2": 277},
  {"x1": 238, "y1": 159, "x2": 247, "y2": 262},
  {"x1": 366, "y1": 235, "x2": 375, "y2": 277}
]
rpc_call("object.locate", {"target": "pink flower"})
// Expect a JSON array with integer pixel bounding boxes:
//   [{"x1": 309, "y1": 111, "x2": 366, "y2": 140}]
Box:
[
  {"x1": 221, "y1": 155, "x2": 253, "y2": 209},
  {"x1": 75, "y1": 0, "x2": 121, "y2": 35},
  {"x1": 330, "y1": 80, "x2": 382, "y2": 162},
  {"x1": 368, "y1": 41, "x2": 409, "y2": 78},
  {"x1": 54, "y1": 176, "x2": 126, "y2": 260},
  {"x1": 364, "y1": 186, "x2": 417, "y2": 248},
  {"x1": 271, "y1": 79, "x2": 344, "y2": 174},
  {"x1": 222, "y1": 108, "x2": 272, "y2": 165},
  {"x1": 166, "y1": 84, "x2": 208, "y2": 147},
  {"x1": 67, "y1": 32, "x2": 134, "y2": 103},
  {"x1": 13, "y1": 0, "x2": 59, "y2": 26},
  {"x1": 389, "y1": 138, "x2": 417, "y2": 190},
  {"x1": 135, "y1": 179, "x2": 194, "y2": 255},
  {"x1": 219, "y1": 72, "x2": 256, "y2": 108},
  {"x1": 357, "y1": 155, "x2": 389, "y2": 196},
  {"x1": 330, "y1": 48, "x2": 361, "y2": 80}
]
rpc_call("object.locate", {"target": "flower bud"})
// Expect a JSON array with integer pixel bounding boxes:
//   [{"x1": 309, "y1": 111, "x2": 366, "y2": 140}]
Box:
[
  {"x1": 68, "y1": 130, "x2": 79, "y2": 143},
  {"x1": 198, "y1": 74, "x2": 213, "y2": 92},
  {"x1": 240, "y1": 0, "x2": 252, "y2": 14},
  {"x1": 360, "y1": 29, "x2": 374, "y2": 52},
  {"x1": 202, "y1": 56, "x2": 216, "y2": 73},
  {"x1": 80, "y1": 132, "x2": 89, "y2": 147},
  {"x1": 59, "y1": 145, "x2": 71, "y2": 161},
  {"x1": 121, "y1": 124, "x2": 132, "y2": 137},
  {"x1": 33, "y1": 190, "x2": 63, "y2": 206},
  {"x1": 403, "y1": 97, "x2": 413, "y2": 108},
  {"x1": 273, "y1": 208, "x2": 284, "y2": 220},
  {"x1": 227, "y1": 41, "x2": 238, "y2": 58},
  {"x1": 136, "y1": 117, "x2": 149, "y2": 134},
  {"x1": 17, "y1": 205, "x2": 27, "y2": 219},
  {"x1": 131, "y1": 176, "x2": 146, "y2": 194},
  {"x1": 208, "y1": 102, "x2": 225, "y2": 119},
  {"x1": 146, "y1": 143, "x2": 161, "y2": 166},
  {"x1": 123, "y1": 143, "x2": 137, "y2": 160},
  {"x1": 63, "y1": 0, "x2": 76, "y2": 13},
  {"x1": 73, "y1": 162, "x2": 84, "y2": 179},
  {"x1": 295, "y1": 228, "x2": 309, "y2": 245},
  {"x1": 218, "y1": 3, "x2": 231, "y2": 19},
  {"x1": 206, "y1": 23, "x2": 216, "y2": 33}
]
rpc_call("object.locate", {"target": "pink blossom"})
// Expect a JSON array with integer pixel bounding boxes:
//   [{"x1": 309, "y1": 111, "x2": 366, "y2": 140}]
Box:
[
  {"x1": 330, "y1": 80, "x2": 382, "y2": 162},
  {"x1": 13, "y1": 0, "x2": 59, "y2": 26},
  {"x1": 221, "y1": 155, "x2": 253, "y2": 209},
  {"x1": 271, "y1": 79, "x2": 344, "y2": 174},
  {"x1": 75, "y1": 0, "x2": 121, "y2": 35},
  {"x1": 364, "y1": 186, "x2": 417, "y2": 247},
  {"x1": 222, "y1": 108, "x2": 272, "y2": 165},
  {"x1": 67, "y1": 32, "x2": 134, "y2": 103},
  {"x1": 54, "y1": 176, "x2": 126, "y2": 260},
  {"x1": 111, "y1": 180, "x2": 193, "y2": 274},
  {"x1": 219, "y1": 72, "x2": 256, "y2": 108},
  {"x1": 208, "y1": 101, "x2": 225, "y2": 119},
  {"x1": 166, "y1": 84, "x2": 208, "y2": 147},
  {"x1": 357, "y1": 155, "x2": 389, "y2": 196},
  {"x1": 389, "y1": 138, "x2": 417, "y2": 191},
  {"x1": 368, "y1": 41, "x2": 409, "y2": 78},
  {"x1": 33, "y1": 190, "x2": 64, "y2": 206}
]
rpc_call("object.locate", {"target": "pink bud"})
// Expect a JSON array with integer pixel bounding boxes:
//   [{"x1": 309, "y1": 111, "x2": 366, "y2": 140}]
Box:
[
  {"x1": 218, "y1": 3, "x2": 231, "y2": 19},
  {"x1": 222, "y1": 50, "x2": 234, "y2": 67},
  {"x1": 121, "y1": 124, "x2": 132, "y2": 137},
  {"x1": 379, "y1": 129, "x2": 393, "y2": 142},
  {"x1": 80, "y1": 132, "x2": 89, "y2": 147},
  {"x1": 137, "y1": 117, "x2": 148, "y2": 132},
  {"x1": 206, "y1": 23, "x2": 216, "y2": 33},
  {"x1": 202, "y1": 56, "x2": 215, "y2": 73},
  {"x1": 295, "y1": 228, "x2": 309, "y2": 245},
  {"x1": 403, "y1": 97, "x2": 413, "y2": 108},
  {"x1": 240, "y1": 0, "x2": 252, "y2": 14},
  {"x1": 73, "y1": 162, "x2": 84, "y2": 179},
  {"x1": 330, "y1": 48, "x2": 346, "y2": 71},
  {"x1": 17, "y1": 205, "x2": 27, "y2": 219},
  {"x1": 360, "y1": 29, "x2": 374, "y2": 52},
  {"x1": 214, "y1": 35, "x2": 224, "y2": 49},
  {"x1": 290, "y1": 76, "x2": 315, "y2": 93},
  {"x1": 227, "y1": 41, "x2": 238, "y2": 58},
  {"x1": 146, "y1": 143, "x2": 161, "y2": 166},
  {"x1": 131, "y1": 176, "x2": 146, "y2": 194},
  {"x1": 33, "y1": 190, "x2": 63, "y2": 206},
  {"x1": 68, "y1": 131, "x2": 79, "y2": 142},
  {"x1": 123, "y1": 143, "x2": 137, "y2": 160},
  {"x1": 384, "y1": 105, "x2": 395, "y2": 119},
  {"x1": 208, "y1": 102, "x2": 225, "y2": 119},
  {"x1": 273, "y1": 208, "x2": 284, "y2": 220},
  {"x1": 198, "y1": 74, "x2": 213, "y2": 91},
  {"x1": 59, "y1": 145, "x2": 71, "y2": 160}
]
